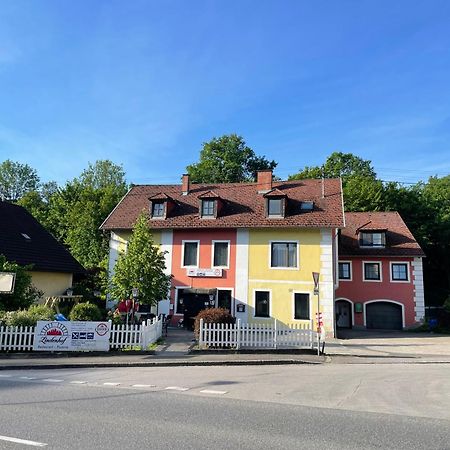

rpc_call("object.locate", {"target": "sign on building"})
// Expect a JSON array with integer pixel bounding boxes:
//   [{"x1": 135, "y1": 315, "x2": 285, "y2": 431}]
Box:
[
  {"x1": 187, "y1": 268, "x2": 223, "y2": 277},
  {"x1": 33, "y1": 321, "x2": 111, "y2": 352}
]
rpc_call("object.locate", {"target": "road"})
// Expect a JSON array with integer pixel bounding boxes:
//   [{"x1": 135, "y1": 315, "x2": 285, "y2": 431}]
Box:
[{"x1": 0, "y1": 364, "x2": 449, "y2": 449}]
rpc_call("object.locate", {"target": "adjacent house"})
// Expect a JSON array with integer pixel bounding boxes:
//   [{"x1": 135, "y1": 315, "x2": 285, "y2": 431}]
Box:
[
  {"x1": 101, "y1": 171, "x2": 345, "y2": 336},
  {"x1": 335, "y1": 212, "x2": 425, "y2": 330},
  {"x1": 0, "y1": 201, "x2": 85, "y2": 298}
]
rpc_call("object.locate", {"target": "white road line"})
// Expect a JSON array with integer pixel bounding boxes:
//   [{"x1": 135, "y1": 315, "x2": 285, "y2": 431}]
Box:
[
  {"x1": 0, "y1": 374, "x2": 12, "y2": 377},
  {"x1": 165, "y1": 386, "x2": 189, "y2": 391},
  {"x1": 42, "y1": 379, "x2": 64, "y2": 383},
  {"x1": 103, "y1": 382, "x2": 120, "y2": 386},
  {"x1": 19, "y1": 376, "x2": 37, "y2": 380},
  {"x1": 70, "y1": 381, "x2": 87, "y2": 384},
  {"x1": 132, "y1": 384, "x2": 156, "y2": 388},
  {"x1": 199, "y1": 389, "x2": 228, "y2": 395},
  {"x1": 0, "y1": 435, "x2": 47, "y2": 447}
]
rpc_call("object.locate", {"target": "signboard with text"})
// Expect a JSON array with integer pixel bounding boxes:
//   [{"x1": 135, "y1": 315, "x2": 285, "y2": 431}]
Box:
[
  {"x1": 187, "y1": 268, "x2": 223, "y2": 277},
  {"x1": 33, "y1": 321, "x2": 111, "y2": 352}
]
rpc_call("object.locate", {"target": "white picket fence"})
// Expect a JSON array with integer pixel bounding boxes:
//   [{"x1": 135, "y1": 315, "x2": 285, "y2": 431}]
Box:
[
  {"x1": 198, "y1": 319, "x2": 320, "y2": 350},
  {"x1": 0, "y1": 317, "x2": 163, "y2": 352}
]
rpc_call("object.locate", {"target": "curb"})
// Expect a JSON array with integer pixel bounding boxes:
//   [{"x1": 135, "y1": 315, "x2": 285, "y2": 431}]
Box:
[{"x1": 0, "y1": 358, "x2": 324, "y2": 370}]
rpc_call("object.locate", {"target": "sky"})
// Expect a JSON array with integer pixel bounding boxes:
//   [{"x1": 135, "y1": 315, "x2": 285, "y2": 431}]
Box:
[{"x1": 0, "y1": 0, "x2": 449, "y2": 186}]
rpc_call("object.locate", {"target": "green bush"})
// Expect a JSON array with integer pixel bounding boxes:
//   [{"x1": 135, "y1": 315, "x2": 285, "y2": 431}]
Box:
[
  {"x1": 194, "y1": 307, "x2": 235, "y2": 338},
  {"x1": 0, "y1": 304, "x2": 54, "y2": 327},
  {"x1": 69, "y1": 302, "x2": 102, "y2": 321}
]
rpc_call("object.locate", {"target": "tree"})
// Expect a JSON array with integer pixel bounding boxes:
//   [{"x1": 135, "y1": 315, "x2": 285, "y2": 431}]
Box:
[
  {"x1": 0, "y1": 255, "x2": 42, "y2": 311},
  {"x1": 110, "y1": 212, "x2": 171, "y2": 305},
  {"x1": 186, "y1": 134, "x2": 277, "y2": 183},
  {"x1": 0, "y1": 160, "x2": 40, "y2": 201},
  {"x1": 45, "y1": 160, "x2": 128, "y2": 270}
]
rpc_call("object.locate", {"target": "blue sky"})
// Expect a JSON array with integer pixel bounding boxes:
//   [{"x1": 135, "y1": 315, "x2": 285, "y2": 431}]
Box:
[{"x1": 0, "y1": 0, "x2": 449, "y2": 186}]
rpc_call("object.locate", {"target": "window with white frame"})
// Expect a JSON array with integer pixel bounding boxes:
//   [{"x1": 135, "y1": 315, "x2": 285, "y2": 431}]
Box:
[
  {"x1": 183, "y1": 242, "x2": 198, "y2": 266},
  {"x1": 338, "y1": 262, "x2": 351, "y2": 280},
  {"x1": 294, "y1": 293, "x2": 309, "y2": 320},
  {"x1": 268, "y1": 198, "x2": 283, "y2": 217},
  {"x1": 359, "y1": 232, "x2": 385, "y2": 247},
  {"x1": 391, "y1": 263, "x2": 409, "y2": 281},
  {"x1": 364, "y1": 262, "x2": 381, "y2": 281},
  {"x1": 201, "y1": 199, "x2": 215, "y2": 217},
  {"x1": 213, "y1": 241, "x2": 229, "y2": 267},
  {"x1": 255, "y1": 291, "x2": 270, "y2": 318},
  {"x1": 151, "y1": 201, "x2": 165, "y2": 218},
  {"x1": 271, "y1": 242, "x2": 298, "y2": 268}
]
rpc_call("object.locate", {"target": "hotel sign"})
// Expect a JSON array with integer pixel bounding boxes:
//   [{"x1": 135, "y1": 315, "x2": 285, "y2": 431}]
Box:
[{"x1": 187, "y1": 268, "x2": 223, "y2": 277}]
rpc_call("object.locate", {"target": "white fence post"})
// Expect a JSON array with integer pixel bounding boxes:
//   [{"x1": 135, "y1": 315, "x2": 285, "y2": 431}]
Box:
[
  {"x1": 236, "y1": 319, "x2": 241, "y2": 350},
  {"x1": 274, "y1": 319, "x2": 277, "y2": 349},
  {"x1": 199, "y1": 318, "x2": 204, "y2": 349}
]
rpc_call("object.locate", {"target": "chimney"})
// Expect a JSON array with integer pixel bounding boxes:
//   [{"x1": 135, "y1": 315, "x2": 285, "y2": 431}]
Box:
[
  {"x1": 182, "y1": 174, "x2": 190, "y2": 195},
  {"x1": 257, "y1": 170, "x2": 273, "y2": 193}
]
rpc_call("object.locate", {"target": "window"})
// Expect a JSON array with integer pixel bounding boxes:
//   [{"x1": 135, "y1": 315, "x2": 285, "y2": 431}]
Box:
[
  {"x1": 268, "y1": 198, "x2": 282, "y2": 216},
  {"x1": 391, "y1": 263, "x2": 409, "y2": 281},
  {"x1": 364, "y1": 262, "x2": 381, "y2": 281},
  {"x1": 294, "y1": 293, "x2": 310, "y2": 320},
  {"x1": 255, "y1": 291, "x2": 270, "y2": 318},
  {"x1": 151, "y1": 201, "x2": 165, "y2": 217},
  {"x1": 271, "y1": 242, "x2": 298, "y2": 268},
  {"x1": 213, "y1": 241, "x2": 229, "y2": 267},
  {"x1": 360, "y1": 232, "x2": 385, "y2": 247},
  {"x1": 338, "y1": 262, "x2": 351, "y2": 280},
  {"x1": 201, "y1": 200, "x2": 215, "y2": 217},
  {"x1": 176, "y1": 288, "x2": 185, "y2": 314},
  {"x1": 183, "y1": 241, "x2": 198, "y2": 266}
]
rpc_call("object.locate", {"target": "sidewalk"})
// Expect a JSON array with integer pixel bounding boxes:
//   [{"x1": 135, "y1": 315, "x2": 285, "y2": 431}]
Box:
[{"x1": 0, "y1": 327, "x2": 325, "y2": 370}]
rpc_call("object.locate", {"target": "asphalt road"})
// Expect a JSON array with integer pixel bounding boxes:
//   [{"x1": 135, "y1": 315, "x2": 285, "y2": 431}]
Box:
[{"x1": 0, "y1": 364, "x2": 449, "y2": 449}]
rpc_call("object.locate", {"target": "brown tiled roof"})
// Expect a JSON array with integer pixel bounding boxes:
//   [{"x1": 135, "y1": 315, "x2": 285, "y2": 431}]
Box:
[
  {"x1": 101, "y1": 178, "x2": 344, "y2": 230},
  {"x1": 263, "y1": 188, "x2": 287, "y2": 197},
  {"x1": 197, "y1": 190, "x2": 220, "y2": 199},
  {"x1": 0, "y1": 202, "x2": 85, "y2": 273},
  {"x1": 339, "y1": 212, "x2": 425, "y2": 257}
]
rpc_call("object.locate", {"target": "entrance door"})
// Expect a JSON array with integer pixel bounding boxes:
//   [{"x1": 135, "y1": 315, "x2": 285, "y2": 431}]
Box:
[
  {"x1": 183, "y1": 294, "x2": 210, "y2": 330},
  {"x1": 217, "y1": 289, "x2": 232, "y2": 314},
  {"x1": 336, "y1": 300, "x2": 351, "y2": 328}
]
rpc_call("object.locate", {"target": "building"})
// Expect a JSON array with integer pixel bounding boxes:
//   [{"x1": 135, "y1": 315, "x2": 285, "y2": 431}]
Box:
[
  {"x1": 335, "y1": 212, "x2": 425, "y2": 330},
  {"x1": 0, "y1": 201, "x2": 85, "y2": 297},
  {"x1": 101, "y1": 171, "x2": 344, "y2": 335}
]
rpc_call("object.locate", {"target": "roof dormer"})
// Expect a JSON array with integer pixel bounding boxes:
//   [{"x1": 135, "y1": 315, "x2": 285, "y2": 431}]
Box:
[
  {"x1": 264, "y1": 188, "x2": 287, "y2": 218},
  {"x1": 198, "y1": 191, "x2": 222, "y2": 219},
  {"x1": 358, "y1": 229, "x2": 387, "y2": 248},
  {"x1": 148, "y1": 193, "x2": 175, "y2": 219}
]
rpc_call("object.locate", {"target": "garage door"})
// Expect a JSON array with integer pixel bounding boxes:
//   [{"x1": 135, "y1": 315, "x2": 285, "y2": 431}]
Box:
[{"x1": 366, "y1": 302, "x2": 402, "y2": 330}]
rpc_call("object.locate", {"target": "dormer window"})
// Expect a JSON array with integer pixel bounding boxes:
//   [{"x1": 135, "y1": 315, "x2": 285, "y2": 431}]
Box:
[
  {"x1": 201, "y1": 199, "x2": 215, "y2": 217},
  {"x1": 152, "y1": 201, "x2": 165, "y2": 218},
  {"x1": 268, "y1": 198, "x2": 282, "y2": 216},
  {"x1": 148, "y1": 193, "x2": 174, "y2": 219},
  {"x1": 359, "y1": 231, "x2": 386, "y2": 247}
]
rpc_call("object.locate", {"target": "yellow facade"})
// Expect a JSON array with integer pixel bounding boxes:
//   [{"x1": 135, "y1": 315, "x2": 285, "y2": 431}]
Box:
[
  {"x1": 29, "y1": 271, "x2": 73, "y2": 299},
  {"x1": 113, "y1": 230, "x2": 162, "y2": 254},
  {"x1": 247, "y1": 229, "x2": 322, "y2": 327}
]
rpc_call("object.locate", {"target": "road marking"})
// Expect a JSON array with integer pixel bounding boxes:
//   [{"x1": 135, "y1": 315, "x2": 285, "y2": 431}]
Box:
[
  {"x1": 132, "y1": 384, "x2": 156, "y2": 388},
  {"x1": 70, "y1": 381, "x2": 87, "y2": 384},
  {"x1": 103, "y1": 382, "x2": 120, "y2": 386},
  {"x1": 42, "y1": 379, "x2": 64, "y2": 383},
  {"x1": 0, "y1": 374, "x2": 12, "y2": 377},
  {"x1": 199, "y1": 389, "x2": 228, "y2": 395},
  {"x1": 19, "y1": 376, "x2": 37, "y2": 380},
  {"x1": 165, "y1": 386, "x2": 189, "y2": 391},
  {"x1": 0, "y1": 435, "x2": 47, "y2": 447}
]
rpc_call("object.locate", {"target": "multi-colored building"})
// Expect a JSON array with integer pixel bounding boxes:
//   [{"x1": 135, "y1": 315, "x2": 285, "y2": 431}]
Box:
[
  {"x1": 101, "y1": 172, "x2": 426, "y2": 336},
  {"x1": 336, "y1": 212, "x2": 425, "y2": 330},
  {"x1": 101, "y1": 171, "x2": 344, "y2": 335}
]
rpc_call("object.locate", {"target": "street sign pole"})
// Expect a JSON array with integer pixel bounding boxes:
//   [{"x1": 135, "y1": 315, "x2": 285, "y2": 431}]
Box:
[{"x1": 312, "y1": 272, "x2": 321, "y2": 355}]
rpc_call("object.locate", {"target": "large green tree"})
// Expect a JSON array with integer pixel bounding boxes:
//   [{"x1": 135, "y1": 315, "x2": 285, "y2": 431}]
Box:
[
  {"x1": 110, "y1": 212, "x2": 171, "y2": 305},
  {"x1": 186, "y1": 134, "x2": 277, "y2": 183},
  {"x1": 0, "y1": 160, "x2": 40, "y2": 201}
]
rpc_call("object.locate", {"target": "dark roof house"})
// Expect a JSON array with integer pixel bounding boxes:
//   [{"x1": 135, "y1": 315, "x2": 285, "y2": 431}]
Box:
[{"x1": 0, "y1": 201, "x2": 84, "y2": 273}]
